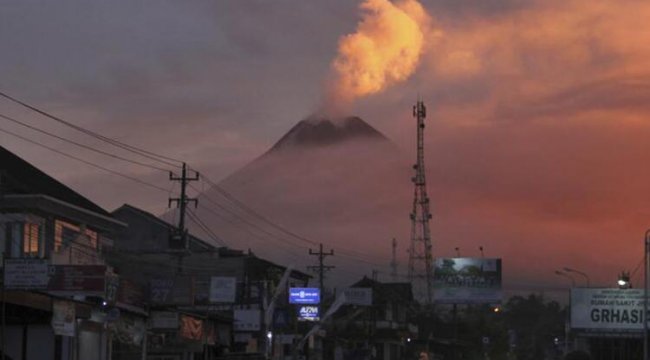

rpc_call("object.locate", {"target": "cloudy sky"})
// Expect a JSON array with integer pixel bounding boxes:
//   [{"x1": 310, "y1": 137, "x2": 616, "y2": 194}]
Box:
[{"x1": 3, "y1": 0, "x2": 650, "y2": 294}]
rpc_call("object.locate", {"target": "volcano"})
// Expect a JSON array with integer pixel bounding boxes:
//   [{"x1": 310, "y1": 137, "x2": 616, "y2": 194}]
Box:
[
  {"x1": 191, "y1": 115, "x2": 411, "y2": 279},
  {"x1": 269, "y1": 116, "x2": 389, "y2": 152}
]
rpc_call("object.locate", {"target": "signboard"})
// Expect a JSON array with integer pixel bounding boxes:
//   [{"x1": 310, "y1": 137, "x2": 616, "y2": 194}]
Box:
[
  {"x1": 51, "y1": 300, "x2": 75, "y2": 337},
  {"x1": 234, "y1": 309, "x2": 261, "y2": 331},
  {"x1": 4, "y1": 259, "x2": 51, "y2": 290},
  {"x1": 150, "y1": 311, "x2": 180, "y2": 329},
  {"x1": 149, "y1": 277, "x2": 194, "y2": 305},
  {"x1": 297, "y1": 305, "x2": 320, "y2": 321},
  {"x1": 342, "y1": 288, "x2": 373, "y2": 306},
  {"x1": 433, "y1": 258, "x2": 502, "y2": 304},
  {"x1": 209, "y1": 277, "x2": 236, "y2": 303},
  {"x1": 289, "y1": 288, "x2": 320, "y2": 304},
  {"x1": 571, "y1": 288, "x2": 646, "y2": 331},
  {"x1": 48, "y1": 265, "x2": 107, "y2": 294}
]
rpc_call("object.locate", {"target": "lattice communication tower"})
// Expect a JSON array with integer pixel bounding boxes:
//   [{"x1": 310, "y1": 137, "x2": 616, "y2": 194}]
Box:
[{"x1": 407, "y1": 100, "x2": 434, "y2": 303}]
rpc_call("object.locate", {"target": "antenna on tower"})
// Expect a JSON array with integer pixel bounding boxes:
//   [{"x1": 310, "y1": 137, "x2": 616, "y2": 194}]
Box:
[
  {"x1": 407, "y1": 100, "x2": 434, "y2": 304},
  {"x1": 390, "y1": 238, "x2": 398, "y2": 281}
]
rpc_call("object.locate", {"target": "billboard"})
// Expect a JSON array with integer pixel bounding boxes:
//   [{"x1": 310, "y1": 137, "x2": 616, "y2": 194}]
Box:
[
  {"x1": 289, "y1": 288, "x2": 320, "y2": 304},
  {"x1": 433, "y1": 257, "x2": 502, "y2": 304},
  {"x1": 571, "y1": 288, "x2": 646, "y2": 331}
]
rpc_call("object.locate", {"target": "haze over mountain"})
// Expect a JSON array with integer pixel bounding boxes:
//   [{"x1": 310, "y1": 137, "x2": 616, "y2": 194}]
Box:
[{"x1": 190, "y1": 115, "x2": 411, "y2": 284}]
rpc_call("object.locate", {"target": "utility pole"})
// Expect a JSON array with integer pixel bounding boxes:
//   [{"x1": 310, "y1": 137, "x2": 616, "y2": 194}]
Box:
[
  {"x1": 168, "y1": 163, "x2": 199, "y2": 272},
  {"x1": 308, "y1": 243, "x2": 335, "y2": 297},
  {"x1": 390, "y1": 238, "x2": 398, "y2": 281}
]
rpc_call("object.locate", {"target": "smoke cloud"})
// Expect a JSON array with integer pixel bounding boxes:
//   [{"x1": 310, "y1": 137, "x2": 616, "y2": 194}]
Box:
[{"x1": 328, "y1": 0, "x2": 431, "y2": 105}]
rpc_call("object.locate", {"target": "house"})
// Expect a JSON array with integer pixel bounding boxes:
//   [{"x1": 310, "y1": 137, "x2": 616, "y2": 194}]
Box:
[{"x1": 0, "y1": 145, "x2": 144, "y2": 360}]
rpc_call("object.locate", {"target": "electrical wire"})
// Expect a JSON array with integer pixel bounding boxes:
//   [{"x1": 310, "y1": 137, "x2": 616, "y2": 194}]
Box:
[
  {"x1": 197, "y1": 175, "x2": 392, "y2": 263},
  {"x1": 0, "y1": 125, "x2": 170, "y2": 193},
  {"x1": 0, "y1": 112, "x2": 172, "y2": 172},
  {"x1": 0, "y1": 90, "x2": 183, "y2": 167},
  {"x1": 186, "y1": 209, "x2": 228, "y2": 247}
]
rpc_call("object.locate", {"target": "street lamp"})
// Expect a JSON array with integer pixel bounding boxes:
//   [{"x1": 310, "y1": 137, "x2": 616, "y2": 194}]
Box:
[
  {"x1": 554, "y1": 270, "x2": 575, "y2": 356},
  {"x1": 555, "y1": 270, "x2": 576, "y2": 287},
  {"x1": 563, "y1": 267, "x2": 590, "y2": 287},
  {"x1": 618, "y1": 271, "x2": 631, "y2": 289}
]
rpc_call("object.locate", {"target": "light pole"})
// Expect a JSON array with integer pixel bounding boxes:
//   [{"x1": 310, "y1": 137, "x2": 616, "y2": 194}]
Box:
[
  {"x1": 555, "y1": 270, "x2": 575, "y2": 356},
  {"x1": 563, "y1": 267, "x2": 590, "y2": 287},
  {"x1": 643, "y1": 229, "x2": 650, "y2": 360}
]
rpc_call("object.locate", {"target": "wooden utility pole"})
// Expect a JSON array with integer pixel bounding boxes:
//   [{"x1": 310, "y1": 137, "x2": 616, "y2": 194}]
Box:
[{"x1": 307, "y1": 243, "x2": 335, "y2": 296}]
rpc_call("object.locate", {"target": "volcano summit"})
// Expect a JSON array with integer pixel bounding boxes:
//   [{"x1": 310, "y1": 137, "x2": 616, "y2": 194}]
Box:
[{"x1": 268, "y1": 116, "x2": 389, "y2": 152}]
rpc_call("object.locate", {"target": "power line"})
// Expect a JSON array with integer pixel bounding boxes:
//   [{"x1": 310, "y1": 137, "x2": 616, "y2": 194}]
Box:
[
  {"x1": 195, "y1": 201, "x2": 303, "y2": 258},
  {"x1": 0, "y1": 90, "x2": 182, "y2": 167},
  {"x1": 0, "y1": 112, "x2": 172, "y2": 172},
  {"x1": 0, "y1": 126, "x2": 169, "y2": 193},
  {"x1": 187, "y1": 209, "x2": 228, "y2": 247},
  {"x1": 191, "y1": 184, "x2": 312, "y2": 251},
  {"x1": 199, "y1": 174, "x2": 390, "y2": 262}
]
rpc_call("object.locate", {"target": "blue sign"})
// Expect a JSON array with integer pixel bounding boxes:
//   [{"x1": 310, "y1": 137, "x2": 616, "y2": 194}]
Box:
[
  {"x1": 297, "y1": 305, "x2": 319, "y2": 321},
  {"x1": 289, "y1": 288, "x2": 320, "y2": 304}
]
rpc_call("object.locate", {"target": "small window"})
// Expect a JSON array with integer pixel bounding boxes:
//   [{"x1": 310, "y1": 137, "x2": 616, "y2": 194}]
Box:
[{"x1": 3, "y1": 221, "x2": 44, "y2": 259}]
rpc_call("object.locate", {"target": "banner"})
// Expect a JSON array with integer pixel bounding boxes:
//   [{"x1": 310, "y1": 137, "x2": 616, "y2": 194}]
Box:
[
  {"x1": 433, "y1": 258, "x2": 502, "y2": 304},
  {"x1": 209, "y1": 277, "x2": 236, "y2": 303},
  {"x1": 179, "y1": 315, "x2": 203, "y2": 341},
  {"x1": 48, "y1": 265, "x2": 107, "y2": 294},
  {"x1": 571, "y1": 288, "x2": 646, "y2": 331},
  {"x1": 51, "y1": 300, "x2": 75, "y2": 337}
]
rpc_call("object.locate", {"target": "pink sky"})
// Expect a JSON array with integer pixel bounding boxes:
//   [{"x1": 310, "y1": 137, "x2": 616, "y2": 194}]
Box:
[{"x1": 2, "y1": 0, "x2": 650, "y2": 296}]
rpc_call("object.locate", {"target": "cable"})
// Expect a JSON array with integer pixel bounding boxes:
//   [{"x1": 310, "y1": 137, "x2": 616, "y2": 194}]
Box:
[
  {"x1": 0, "y1": 113, "x2": 172, "y2": 172},
  {"x1": 0, "y1": 90, "x2": 183, "y2": 167},
  {"x1": 192, "y1": 185, "x2": 311, "y2": 251},
  {"x1": 195, "y1": 202, "x2": 303, "y2": 258},
  {"x1": 186, "y1": 209, "x2": 228, "y2": 247},
  {"x1": 197, "y1": 175, "x2": 391, "y2": 263},
  {"x1": 0, "y1": 126, "x2": 169, "y2": 193}
]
